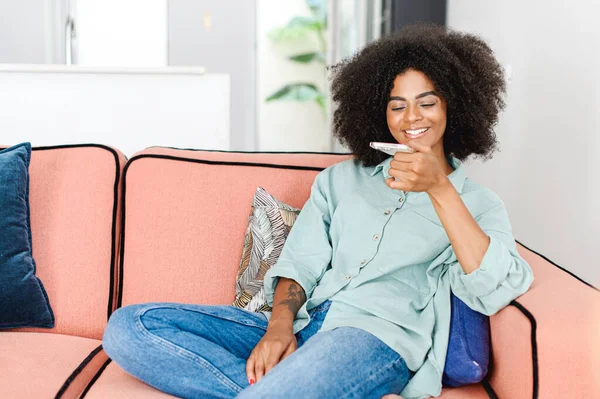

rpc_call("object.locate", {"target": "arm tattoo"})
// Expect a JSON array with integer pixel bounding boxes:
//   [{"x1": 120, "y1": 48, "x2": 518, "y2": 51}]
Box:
[{"x1": 278, "y1": 283, "x2": 306, "y2": 315}]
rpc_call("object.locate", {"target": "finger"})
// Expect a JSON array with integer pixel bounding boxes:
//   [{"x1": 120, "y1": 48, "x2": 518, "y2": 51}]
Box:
[
  {"x1": 392, "y1": 152, "x2": 414, "y2": 162},
  {"x1": 246, "y1": 353, "x2": 256, "y2": 385},
  {"x1": 390, "y1": 159, "x2": 413, "y2": 172},
  {"x1": 255, "y1": 355, "x2": 265, "y2": 383},
  {"x1": 386, "y1": 174, "x2": 412, "y2": 190},
  {"x1": 405, "y1": 139, "x2": 432, "y2": 153},
  {"x1": 387, "y1": 178, "x2": 408, "y2": 191},
  {"x1": 388, "y1": 168, "x2": 412, "y2": 181},
  {"x1": 264, "y1": 345, "x2": 286, "y2": 374},
  {"x1": 279, "y1": 340, "x2": 297, "y2": 362}
]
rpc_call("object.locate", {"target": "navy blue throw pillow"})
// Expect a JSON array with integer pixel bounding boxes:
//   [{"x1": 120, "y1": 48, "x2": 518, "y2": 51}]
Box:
[
  {"x1": 442, "y1": 292, "x2": 490, "y2": 387},
  {"x1": 0, "y1": 143, "x2": 54, "y2": 328}
]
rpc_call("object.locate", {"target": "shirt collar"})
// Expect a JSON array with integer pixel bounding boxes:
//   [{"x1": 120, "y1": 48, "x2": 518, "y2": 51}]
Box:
[{"x1": 370, "y1": 155, "x2": 466, "y2": 194}]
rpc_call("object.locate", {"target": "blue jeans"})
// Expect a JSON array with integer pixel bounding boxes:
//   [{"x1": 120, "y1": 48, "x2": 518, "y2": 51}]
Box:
[{"x1": 102, "y1": 300, "x2": 413, "y2": 399}]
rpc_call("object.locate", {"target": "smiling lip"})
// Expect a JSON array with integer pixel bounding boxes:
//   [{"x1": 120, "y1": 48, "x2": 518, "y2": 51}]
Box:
[{"x1": 404, "y1": 127, "x2": 430, "y2": 139}]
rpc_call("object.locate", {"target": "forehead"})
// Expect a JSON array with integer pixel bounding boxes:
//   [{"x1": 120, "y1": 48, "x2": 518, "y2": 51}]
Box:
[{"x1": 390, "y1": 70, "x2": 435, "y2": 95}]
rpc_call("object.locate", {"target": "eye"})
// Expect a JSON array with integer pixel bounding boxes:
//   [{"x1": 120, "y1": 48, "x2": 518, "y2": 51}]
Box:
[
  {"x1": 391, "y1": 106, "x2": 406, "y2": 111},
  {"x1": 420, "y1": 103, "x2": 435, "y2": 108}
]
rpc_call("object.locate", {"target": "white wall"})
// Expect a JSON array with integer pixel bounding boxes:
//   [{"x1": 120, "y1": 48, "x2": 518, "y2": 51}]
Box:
[
  {"x1": 0, "y1": 66, "x2": 230, "y2": 157},
  {"x1": 256, "y1": 0, "x2": 330, "y2": 152},
  {"x1": 0, "y1": 0, "x2": 47, "y2": 63},
  {"x1": 447, "y1": 0, "x2": 600, "y2": 285},
  {"x1": 168, "y1": 0, "x2": 257, "y2": 152},
  {"x1": 75, "y1": 0, "x2": 167, "y2": 66}
]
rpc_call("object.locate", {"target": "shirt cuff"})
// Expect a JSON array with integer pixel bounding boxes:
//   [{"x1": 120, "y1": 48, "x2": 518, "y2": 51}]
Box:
[{"x1": 457, "y1": 235, "x2": 512, "y2": 297}]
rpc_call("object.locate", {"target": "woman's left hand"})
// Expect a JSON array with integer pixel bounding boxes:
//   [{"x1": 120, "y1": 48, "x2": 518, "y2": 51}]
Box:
[{"x1": 384, "y1": 140, "x2": 448, "y2": 193}]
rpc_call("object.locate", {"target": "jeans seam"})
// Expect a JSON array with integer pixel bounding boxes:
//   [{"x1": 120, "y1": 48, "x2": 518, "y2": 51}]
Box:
[
  {"x1": 133, "y1": 306, "x2": 245, "y2": 395},
  {"x1": 163, "y1": 304, "x2": 269, "y2": 330},
  {"x1": 338, "y1": 355, "x2": 407, "y2": 398}
]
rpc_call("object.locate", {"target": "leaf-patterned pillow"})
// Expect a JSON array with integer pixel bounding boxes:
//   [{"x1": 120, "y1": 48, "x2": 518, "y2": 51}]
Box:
[{"x1": 233, "y1": 187, "x2": 300, "y2": 312}]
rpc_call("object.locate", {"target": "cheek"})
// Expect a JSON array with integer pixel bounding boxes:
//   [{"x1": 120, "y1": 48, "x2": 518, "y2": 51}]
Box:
[
  {"x1": 386, "y1": 111, "x2": 401, "y2": 128},
  {"x1": 427, "y1": 109, "x2": 447, "y2": 128}
]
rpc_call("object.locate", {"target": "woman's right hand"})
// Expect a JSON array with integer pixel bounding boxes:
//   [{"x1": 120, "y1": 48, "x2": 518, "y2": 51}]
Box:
[{"x1": 246, "y1": 320, "x2": 297, "y2": 385}]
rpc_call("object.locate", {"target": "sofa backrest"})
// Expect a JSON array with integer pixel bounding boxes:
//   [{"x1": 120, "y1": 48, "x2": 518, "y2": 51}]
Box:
[
  {"x1": 14, "y1": 145, "x2": 126, "y2": 339},
  {"x1": 117, "y1": 147, "x2": 351, "y2": 308}
]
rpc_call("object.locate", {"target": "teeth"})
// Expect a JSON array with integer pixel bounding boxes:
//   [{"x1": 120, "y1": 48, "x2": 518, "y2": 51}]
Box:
[{"x1": 406, "y1": 128, "x2": 428, "y2": 136}]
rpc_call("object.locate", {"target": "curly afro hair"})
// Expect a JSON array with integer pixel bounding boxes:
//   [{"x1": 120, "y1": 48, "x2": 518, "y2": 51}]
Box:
[{"x1": 330, "y1": 23, "x2": 506, "y2": 167}]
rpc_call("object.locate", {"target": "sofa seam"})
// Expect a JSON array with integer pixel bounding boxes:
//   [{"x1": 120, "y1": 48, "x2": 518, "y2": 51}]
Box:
[
  {"x1": 145, "y1": 145, "x2": 353, "y2": 155},
  {"x1": 509, "y1": 300, "x2": 538, "y2": 399},
  {"x1": 515, "y1": 239, "x2": 598, "y2": 292},
  {"x1": 54, "y1": 345, "x2": 104, "y2": 399},
  {"x1": 481, "y1": 377, "x2": 499, "y2": 399},
  {"x1": 126, "y1": 153, "x2": 336, "y2": 172},
  {"x1": 482, "y1": 311, "x2": 497, "y2": 399},
  {"x1": 102, "y1": 147, "x2": 122, "y2": 322},
  {"x1": 79, "y1": 357, "x2": 112, "y2": 398}
]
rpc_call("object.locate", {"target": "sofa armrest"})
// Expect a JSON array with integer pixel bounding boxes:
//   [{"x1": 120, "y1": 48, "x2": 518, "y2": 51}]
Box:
[{"x1": 487, "y1": 242, "x2": 600, "y2": 399}]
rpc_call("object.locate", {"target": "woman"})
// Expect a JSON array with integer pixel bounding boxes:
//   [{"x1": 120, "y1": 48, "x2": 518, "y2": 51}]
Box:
[{"x1": 102, "y1": 24, "x2": 534, "y2": 399}]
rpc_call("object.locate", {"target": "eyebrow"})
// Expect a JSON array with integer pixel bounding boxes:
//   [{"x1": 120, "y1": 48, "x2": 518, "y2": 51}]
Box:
[{"x1": 388, "y1": 91, "x2": 439, "y2": 101}]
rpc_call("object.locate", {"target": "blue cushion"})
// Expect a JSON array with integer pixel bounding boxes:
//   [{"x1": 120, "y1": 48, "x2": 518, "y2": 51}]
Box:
[
  {"x1": 442, "y1": 292, "x2": 490, "y2": 387},
  {"x1": 0, "y1": 143, "x2": 54, "y2": 328}
]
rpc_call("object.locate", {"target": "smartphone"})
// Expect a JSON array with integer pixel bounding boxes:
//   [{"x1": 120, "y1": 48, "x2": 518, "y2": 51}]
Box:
[{"x1": 369, "y1": 142, "x2": 415, "y2": 156}]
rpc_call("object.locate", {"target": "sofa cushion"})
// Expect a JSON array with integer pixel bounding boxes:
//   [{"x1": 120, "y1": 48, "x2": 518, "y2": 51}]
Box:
[
  {"x1": 81, "y1": 361, "x2": 179, "y2": 398},
  {"x1": 437, "y1": 383, "x2": 490, "y2": 398},
  {"x1": 232, "y1": 186, "x2": 300, "y2": 312},
  {"x1": 82, "y1": 361, "x2": 490, "y2": 398},
  {"x1": 0, "y1": 332, "x2": 103, "y2": 399},
  {"x1": 442, "y1": 292, "x2": 490, "y2": 386},
  {"x1": 487, "y1": 242, "x2": 600, "y2": 399},
  {"x1": 116, "y1": 148, "x2": 350, "y2": 307},
  {"x1": 8, "y1": 145, "x2": 126, "y2": 339},
  {"x1": 82, "y1": 362, "x2": 178, "y2": 399},
  {"x1": 0, "y1": 143, "x2": 54, "y2": 328}
]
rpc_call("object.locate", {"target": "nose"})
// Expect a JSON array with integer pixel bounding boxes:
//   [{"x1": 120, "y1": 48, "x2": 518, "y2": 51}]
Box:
[{"x1": 404, "y1": 104, "x2": 423, "y2": 123}]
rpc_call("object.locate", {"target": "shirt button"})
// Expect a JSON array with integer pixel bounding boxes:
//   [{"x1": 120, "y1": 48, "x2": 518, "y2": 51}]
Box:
[
  {"x1": 373, "y1": 234, "x2": 380, "y2": 240},
  {"x1": 384, "y1": 210, "x2": 391, "y2": 215},
  {"x1": 399, "y1": 197, "x2": 405, "y2": 203},
  {"x1": 360, "y1": 259, "x2": 367, "y2": 265},
  {"x1": 345, "y1": 275, "x2": 351, "y2": 280}
]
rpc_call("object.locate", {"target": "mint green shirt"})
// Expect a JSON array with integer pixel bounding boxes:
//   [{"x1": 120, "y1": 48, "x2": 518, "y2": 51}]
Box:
[{"x1": 263, "y1": 156, "x2": 534, "y2": 399}]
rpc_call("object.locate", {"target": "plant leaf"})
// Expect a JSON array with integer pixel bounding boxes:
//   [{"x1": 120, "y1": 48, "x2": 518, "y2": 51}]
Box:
[
  {"x1": 306, "y1": 0, "x2": 327, "y2": 26},
  {"x1": 268, "y1": 16, "x2": 323, "y2": 42},
  {"x1": 266, "y1": 83, "x2": 321, "y2": 102},
  {"x1": 315, "y1": 93, "x2": 327, "y2": 111},
  {"x1": 288, "y1": 52, "x2": 326, "y2": 63},
  {"x1": 288, "y1": 16, "x2": 322, "y2": 30}
]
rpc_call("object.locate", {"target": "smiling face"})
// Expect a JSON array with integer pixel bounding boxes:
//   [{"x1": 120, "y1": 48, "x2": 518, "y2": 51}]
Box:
[{"x1": 386, "y1": 69, "x2": 448, "y2": 158}]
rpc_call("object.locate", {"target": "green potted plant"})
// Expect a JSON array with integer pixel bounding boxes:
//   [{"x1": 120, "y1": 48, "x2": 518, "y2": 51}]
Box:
[{"x1": 266, "y1": 0, "x2": 328, "y2": 115}]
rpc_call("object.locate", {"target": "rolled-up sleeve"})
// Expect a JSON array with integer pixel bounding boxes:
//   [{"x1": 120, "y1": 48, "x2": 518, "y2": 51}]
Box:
[
  {"x1": 448, "y1": 202, "x2": 534, "y2": 316},
  {"x1": 263, "y1": 171, "x2": 333, "y2": 307}
]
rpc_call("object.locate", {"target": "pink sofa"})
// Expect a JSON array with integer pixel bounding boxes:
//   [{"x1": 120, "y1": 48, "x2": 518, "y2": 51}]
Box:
[{"x1": 1, "y1": 144, "x2": 599, "y2": 399}]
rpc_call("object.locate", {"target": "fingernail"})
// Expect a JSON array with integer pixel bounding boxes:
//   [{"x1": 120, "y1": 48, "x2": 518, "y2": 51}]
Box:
[{"x1": 249, "y1": 378, "x2": 255, "y2": 385}]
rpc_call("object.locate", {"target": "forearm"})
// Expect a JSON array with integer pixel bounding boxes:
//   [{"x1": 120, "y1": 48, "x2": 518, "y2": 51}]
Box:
[
  {"x1": 427, "y1": 178, "x2": 490, "y2": 274},
  {"x1": 268, "y1": 277, "x2": 307, "y2": 329}
]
